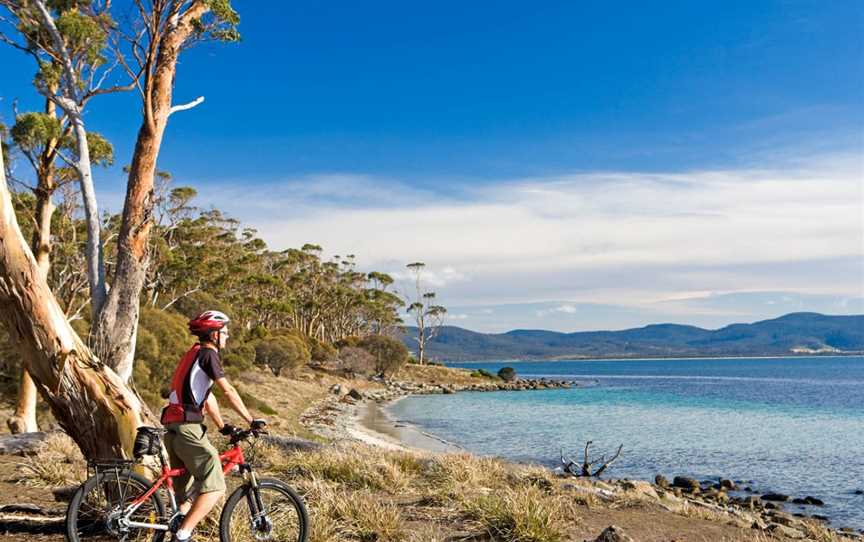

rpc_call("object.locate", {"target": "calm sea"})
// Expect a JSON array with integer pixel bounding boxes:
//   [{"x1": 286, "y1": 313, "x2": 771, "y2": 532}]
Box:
[{"x1": 387, "y1": 356, "x2": 864, "y2": 530}]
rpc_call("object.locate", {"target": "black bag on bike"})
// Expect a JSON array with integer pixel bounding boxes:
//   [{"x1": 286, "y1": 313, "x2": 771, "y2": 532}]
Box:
[{"x1": 133, "y1": 426, "x2": 163, "y2": 458}]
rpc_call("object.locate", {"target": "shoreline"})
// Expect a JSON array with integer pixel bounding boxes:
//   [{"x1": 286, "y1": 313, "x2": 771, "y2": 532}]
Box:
[{"x1": 311, "y1": 387, "x2": 864, "y2": 537}]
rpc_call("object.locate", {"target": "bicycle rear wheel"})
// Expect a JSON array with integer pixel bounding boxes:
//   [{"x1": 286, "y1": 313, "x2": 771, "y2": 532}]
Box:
[
  {"x1": 220, "y1": 478, "x2": 308, "y2": 542},
  {"x1": 66, "y1": 469, "x2": 166, "y2": 542}
]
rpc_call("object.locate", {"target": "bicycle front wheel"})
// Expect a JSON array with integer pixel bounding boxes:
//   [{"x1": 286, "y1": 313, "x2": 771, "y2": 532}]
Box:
[
  {"x1": 66, "y1": 469, "x2": 166, "y2": 542},
  {"x1": 220, "y1": 478, "x2": 308, "y2": 542}
]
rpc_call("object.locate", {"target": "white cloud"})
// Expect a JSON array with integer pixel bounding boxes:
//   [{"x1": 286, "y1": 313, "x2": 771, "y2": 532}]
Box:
[{"x1": 193, "y1": 152, "x2": 864, "y2": 327}]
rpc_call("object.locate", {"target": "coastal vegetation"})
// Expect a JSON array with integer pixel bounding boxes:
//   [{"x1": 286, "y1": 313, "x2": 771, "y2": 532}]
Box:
[{"x1": 0, "y1": 364, "x2": 857, "y2": 541}]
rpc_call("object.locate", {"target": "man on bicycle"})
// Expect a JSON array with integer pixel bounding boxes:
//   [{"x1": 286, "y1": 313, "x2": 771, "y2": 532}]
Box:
[{"x1": 161, "y1": 310, "x2": 265, "y2": 542}]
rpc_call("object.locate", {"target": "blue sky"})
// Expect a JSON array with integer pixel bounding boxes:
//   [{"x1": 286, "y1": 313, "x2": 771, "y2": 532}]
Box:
[{"x1": 1, "y1": 1, "x2": 863, "y2": 332}]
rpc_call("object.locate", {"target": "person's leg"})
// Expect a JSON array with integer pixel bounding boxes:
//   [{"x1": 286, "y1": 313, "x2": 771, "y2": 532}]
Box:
[
  {"x1": 164, "y1": 426, "x2": 194, "y2": 514},
  {"x1": 177, "y1": 489, "x2": 225, "y2": 532},
  {"x1": 173, "y1": 424, "x2": 227, "y2": 537}
]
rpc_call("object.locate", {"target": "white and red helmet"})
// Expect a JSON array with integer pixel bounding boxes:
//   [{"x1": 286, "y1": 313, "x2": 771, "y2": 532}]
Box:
[{"x1": 188, "y1": 310, "x2": 230, "y2": 335}]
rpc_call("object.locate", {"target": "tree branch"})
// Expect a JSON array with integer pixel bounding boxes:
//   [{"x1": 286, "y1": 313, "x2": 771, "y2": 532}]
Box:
[{"x1": 168, "y1": 96, "x2": 205, "y2": 116}]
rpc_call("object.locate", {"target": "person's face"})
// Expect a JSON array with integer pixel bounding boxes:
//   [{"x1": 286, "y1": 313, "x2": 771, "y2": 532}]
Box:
[{"x1": 218, "y1": 327, "x2": 230, "y2": 348}]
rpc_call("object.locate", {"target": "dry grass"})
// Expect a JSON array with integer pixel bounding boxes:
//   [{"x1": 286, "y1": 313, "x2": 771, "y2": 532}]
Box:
[
  {"x1": 273, "y1": 443, "x2": 419, "y2": 494},
  {"x1": 332, "y1": 492, "x2": 406, "y2": 542},
  {"x1": 462, "y1": 486, "x2": 577, "y2": 542},
  {"x1": 17, "y1": 432, "x2": 85, "y2": 487}
]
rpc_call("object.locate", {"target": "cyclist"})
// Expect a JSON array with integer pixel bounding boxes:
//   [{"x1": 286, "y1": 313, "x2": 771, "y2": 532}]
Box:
[{"x1": 160, "y1": 310, "x2": 265, "y2": 542}]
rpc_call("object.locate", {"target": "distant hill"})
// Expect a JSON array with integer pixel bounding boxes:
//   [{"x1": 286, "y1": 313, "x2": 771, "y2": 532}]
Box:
[{"x1": 400, "y1": 313, "x2": 864, "y2": 361}]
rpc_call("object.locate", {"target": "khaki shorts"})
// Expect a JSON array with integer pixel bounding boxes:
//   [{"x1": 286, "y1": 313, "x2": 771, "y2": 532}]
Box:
[{"x1": 164, "y1": 423, "x2": 226, "y2": 503}]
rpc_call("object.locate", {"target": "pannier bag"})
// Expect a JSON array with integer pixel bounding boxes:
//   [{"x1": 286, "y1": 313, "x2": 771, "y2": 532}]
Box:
[{"x1": 133, "y1": 426, "x2": 163, "y2": 458}]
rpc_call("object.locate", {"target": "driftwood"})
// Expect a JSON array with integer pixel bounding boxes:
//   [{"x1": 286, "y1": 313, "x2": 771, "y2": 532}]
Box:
[
  {"x1": 0, "y1": 432, "x2": 50, "y2": 455},
  {"x1": 561, "y1": 441, "x2": 624, "y2": 477}
]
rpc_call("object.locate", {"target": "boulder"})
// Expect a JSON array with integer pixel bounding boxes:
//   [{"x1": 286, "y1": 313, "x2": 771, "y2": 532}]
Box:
[
  {"x1": 654, "y1": 474, "x2": 670, "y2": 488},
  {"x1": 719, "y1": 478, "x2": 736, "y2": 490},
  {"x1": 761, "y1": 493, "x2": 789, "y2": 502},
  {"x1": 620, "y1": 480, "x2": 659, "y2": 500},
  {"x1": 672, "y1": 476, "x2": 701, "y2": 493},
  {"x1": 593, "y1": 525, "x2": 635, "y2": 542},
  {"x1": 768, "y1": 523, "x2": 806, "y2": 539}
]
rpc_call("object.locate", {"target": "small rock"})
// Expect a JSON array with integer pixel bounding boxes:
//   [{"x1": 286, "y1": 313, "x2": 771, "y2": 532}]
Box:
[
  {"x1": 672, "y1": 476, "x2": 701, "y2": 493},
  {"x1": 803, "y1": 496, "x2": 824, "y2": 506},
  {"x1": 654, "y1": 474, "x2": 669, "y2": 488},
  {"x1": 719, "y1": 479, "x2": 736, "y2": 490},
  {"x1": 762, "y1": 493, "x2": 790, "y2": 502},
  {"x1": 854, "y1": 489, "x2": 863, "y2": 495},
  {"x1": 764, "y1": 502, "x2": 778, "y2": 510},
  {"x1": 620, "y1": 480, "x2": 659, "y2": 500},
  {"x1": 812, "y1": 514, "x2": 829, "y2": 522},
  {"x1": 329, "y1": 384, "x2": 343, "y2": 395},
  {"x1": 347, "y1": 388, "x2": 363, "y2": 400},
  {"x1": 751, "y1": 518, "x2": 768, "y2": 530},
  {"x1": 593, "y1": 525, "x2": 635, "y2": 542},
  {"x1": 768, "y1": 523, "x2": 806, "y2": 539}
]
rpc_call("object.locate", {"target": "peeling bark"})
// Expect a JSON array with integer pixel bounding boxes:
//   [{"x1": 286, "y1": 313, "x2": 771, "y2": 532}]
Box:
[{"x1": 0, "y1": 140, "x2": 155, "y2": 458}]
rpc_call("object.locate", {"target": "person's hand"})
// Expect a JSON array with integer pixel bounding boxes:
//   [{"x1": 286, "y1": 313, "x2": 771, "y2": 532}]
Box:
[
  {"x1": 219, "y1": 423, "x2": 241, "y2": 436},
  {"x1": 250, "y1": 419, "x2": 267, "y2": 432}
]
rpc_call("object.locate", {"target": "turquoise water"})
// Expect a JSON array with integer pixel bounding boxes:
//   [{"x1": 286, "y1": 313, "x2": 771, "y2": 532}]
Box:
[{"x1": 387, "y1": 356, "x2": 864, "y2": 530}]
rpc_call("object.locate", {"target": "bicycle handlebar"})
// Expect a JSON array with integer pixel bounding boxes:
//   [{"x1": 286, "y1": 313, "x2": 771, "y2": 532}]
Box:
[{"x1": 229, "y1": 427, "x2": 268, "y2": 445}]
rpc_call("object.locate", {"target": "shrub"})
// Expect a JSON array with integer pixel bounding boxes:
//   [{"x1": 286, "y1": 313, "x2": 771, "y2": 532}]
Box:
[
  {"x1": 463, "y1": 486, "x2": 573, "y2": 542},
  {"x1": 335, "y1": 336, "x2": 362, "y2": 349},
  {"x1": 498, "y1": 366, "x2": 517, "y2": 382},
  {"x1": 253, "y1": 335, "x2": 311, "y2": 376},
  {"x1": 337, "y1": 346, "x2": 376, "y2": 376},
  {"x1": 471, "y1": 368, "x2": 497, "y2": 379},
  {"x1": 307, "y1": 337, "x2": 337, "y2": 363},
  {"x1": 359, "y1": 335, "x2": 409, "y2": 377},
  {"x1": 133, "y1": 308, "x2": 192, "y2": 406},
  {"x1": 221, "y1": 341, "x2": 255, "y2": 375}
]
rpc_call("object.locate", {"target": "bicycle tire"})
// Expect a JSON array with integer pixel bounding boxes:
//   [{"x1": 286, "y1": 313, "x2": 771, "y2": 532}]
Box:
[
  {"x1": 66, "y1": 469, "x2": 166, "y2": 542},
  {"x1": 219, "y1": 478, "x2": 308, "y2": 542}
]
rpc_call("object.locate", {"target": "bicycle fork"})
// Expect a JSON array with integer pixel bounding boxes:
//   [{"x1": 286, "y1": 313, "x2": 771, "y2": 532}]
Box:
[{"x1": 242, "y1": 467, "x2": 272, "y2": 536}]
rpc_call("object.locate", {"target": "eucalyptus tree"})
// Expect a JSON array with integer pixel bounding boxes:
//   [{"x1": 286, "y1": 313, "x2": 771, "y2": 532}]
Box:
[
  {"x1": 0, "y1": 0, "x2": 240, "y2": 457},
  {"x1": 405, "y1": 261, "x2": 447, "y2": 364},
  {"x1": 91, "y1": 0, "x2": 240, "y2": 382},
  {"x1": 3, "y1": 105, "x2": 113, "y2": 432}
]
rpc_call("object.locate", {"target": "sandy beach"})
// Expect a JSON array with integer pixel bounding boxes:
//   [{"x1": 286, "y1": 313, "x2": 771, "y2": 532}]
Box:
[{"x1": 349, "y1": 398, "x2": 462, "y2": 453}]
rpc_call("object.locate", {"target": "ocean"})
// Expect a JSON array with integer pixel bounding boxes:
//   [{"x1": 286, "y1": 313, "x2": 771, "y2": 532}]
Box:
[{"x1": 386, "y1": 356, "x2": 864, "y2": 530}]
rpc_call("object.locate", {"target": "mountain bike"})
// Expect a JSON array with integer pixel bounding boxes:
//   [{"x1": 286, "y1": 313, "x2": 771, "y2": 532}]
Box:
[{"x1": 65, "y1": 426, "x2": 308, "y2": 542}]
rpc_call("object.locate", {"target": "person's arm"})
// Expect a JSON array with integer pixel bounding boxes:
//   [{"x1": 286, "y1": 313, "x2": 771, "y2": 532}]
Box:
[
  {"x1": 214, "y1": 377, "x2": 254, "y2": 425},
  {"x1": 203, "y1": 393, "x2": 226, "y2": 430}
]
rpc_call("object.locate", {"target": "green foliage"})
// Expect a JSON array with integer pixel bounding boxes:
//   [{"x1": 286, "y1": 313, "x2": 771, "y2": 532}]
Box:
[
  {"x1": 307, "y1": 336, "x2": 337, "y2": 363},
  {"x1": 471, "y1": 368, "x2": 496, "y2": 379},
  {"x1": 11, "y1": 112, "x2": 62, "y2": 151},
  {"x1": 55, "y1": 9, "x2": 107, "y2": 67},
  {"x1": 497, "y1": 367, "x2": 517, "y2": 382},
  {"x1": 253, "y1": 334, "x2": 310, "y2": 376},
  {"x1": 132, "y1": 308, "x2": 191, "y2": 407},
  {"x1": 359, "y1": 335, "x2": 409, "y2": 377},
  {"x1": 192, "y1": 0, "x2": 241, "y2": 42}
]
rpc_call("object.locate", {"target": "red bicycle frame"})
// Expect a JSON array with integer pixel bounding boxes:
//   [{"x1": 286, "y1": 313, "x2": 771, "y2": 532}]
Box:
[{"x1": 131, "y1": 443, "x2": 246, "y2": 507}]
